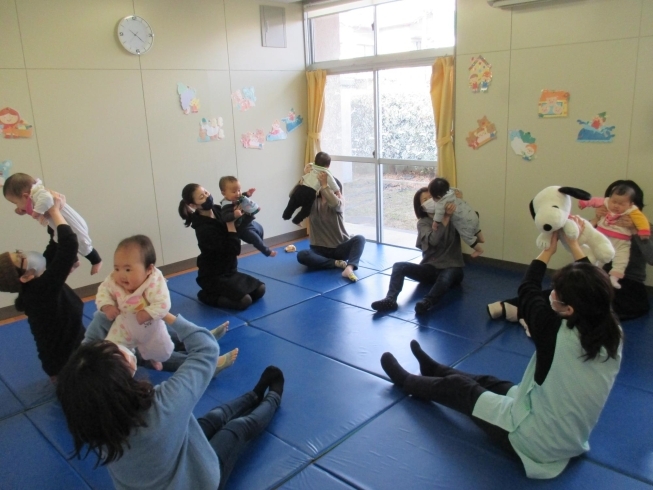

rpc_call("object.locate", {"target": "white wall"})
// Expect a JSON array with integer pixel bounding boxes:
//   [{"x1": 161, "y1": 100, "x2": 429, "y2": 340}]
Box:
[
  {"x1": 455, "y1": 0, "x2": 653, "y2": 279},
  {"x1": 0, "y1": 0, "x2": 307, "y2": 308}
]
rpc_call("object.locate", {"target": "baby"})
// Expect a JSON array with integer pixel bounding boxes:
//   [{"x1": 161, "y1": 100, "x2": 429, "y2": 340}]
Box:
[
  {"x1": 3, "y1": 172, "x2": 102, "y2": 274},
  {"x1": 425, "y1": 178, "x2": 485, "y2": 258},
  {"x1": 96, "y1": 235, "x2": 173, "y2": 371},
  {"x1": 283, "y1": 151, "x2": 339, "y2": 225},
  {"x1": 219, "y1": 176, "x2": 276, "y2": 257},
  {"x1": 579, "y1": 184, "x2": 650, "y2": 288}
]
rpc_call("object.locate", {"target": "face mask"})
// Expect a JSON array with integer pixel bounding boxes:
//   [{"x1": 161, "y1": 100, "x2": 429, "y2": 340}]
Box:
[
  {"x1": 422, "y1": 198, "x2": 436, "y2": 214},
  {"x1": 200, "y1": 194, "x2": 214, "y2": 210},
  {"x1": 117, "y1": 344, "x2": 137, "y2": 377},
  {"x1": 18, "y1": 250, "x2": 46, "y2": 277}
]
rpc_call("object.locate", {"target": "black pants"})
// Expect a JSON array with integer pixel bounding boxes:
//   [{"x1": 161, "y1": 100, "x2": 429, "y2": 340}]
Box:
[
  {"x1": 283, "y1": 185, "x2": 316, "y2": 224},
  {"x1": 403, "y1": 364, "x2": 518, "y2": 457}
]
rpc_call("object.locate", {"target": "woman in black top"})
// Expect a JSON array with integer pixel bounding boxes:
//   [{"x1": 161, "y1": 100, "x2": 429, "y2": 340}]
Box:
[
  {"x1": 179, "y1": 183, "x2": 265, "y2": 310},
  {"x1": 488, "y1": 180, "x2": 653, "y2": 324}
]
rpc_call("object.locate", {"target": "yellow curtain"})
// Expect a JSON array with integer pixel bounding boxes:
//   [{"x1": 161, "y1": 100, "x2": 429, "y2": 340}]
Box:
[
  {"x1": 305, "y1": 69, "x2": 327, "y2": 164},
  {"x1": 430, "y1": 56, "x2": 456, "y2": 187}
]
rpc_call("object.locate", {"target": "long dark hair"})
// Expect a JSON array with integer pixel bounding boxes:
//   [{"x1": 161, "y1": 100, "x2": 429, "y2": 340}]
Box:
[
  {"x1": 413, "y1": 187, "x2": 429, "y2": 219},
  {"x1": 604, "y1": 179, "x2": 644, "y2": 210},
  {"x1": 551, "y1": 262, "x2": 622, "y2": 361},
  {"x1": 56, "y1": 342, "x2": 155, "y2": 467},
  {"x1": 179, "y1": 183, "x2": 200, "y2": 227}
]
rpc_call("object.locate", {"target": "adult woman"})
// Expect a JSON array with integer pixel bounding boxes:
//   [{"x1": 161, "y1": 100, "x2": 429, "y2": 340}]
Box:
[
  {"x1": 488, "y1": 179, "x2": 652, "y2": 322},
  {"x1": 179, "y1": 183, "x2": 265, "y2": 310},
  {"x1": 381, "y1": 232, "x2": 622, "y2": 479},
  {"x1": 296, "y1": 162, "x2": 366, "y2": 282},
  {"x1": 57, "y1": 313, "x2": 284, "y2": 490},
  {"x1": 371, "y1": 186, "x2": 464, "y2": 315}
]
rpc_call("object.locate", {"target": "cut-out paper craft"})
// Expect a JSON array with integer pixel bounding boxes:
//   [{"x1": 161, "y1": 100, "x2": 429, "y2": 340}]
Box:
[
  {"x1": 538, "y1": 90, "x2": 569, "y2": 118},
  {"x1": 466, "y1": 116, "x2": 497, "y2": 149},
  {"x1": 281, "y1": 108, "x2": 303, "y2": 133},
  {"x1": 198, "y1": 117, "x2": 225, "y2": 142},
  {"x1": 177, "y1": 83, "x2": 199, "y2": 115},
  {"x1": 576, "y1": 112, "x2": 615, "y2": 143},
  {"x1": 0, "y1": 107, "x2": 33, "y2": 139},
  {"x1": 0, "y1": 160, "x2": 12, "y2": 185},
  {"x1": 468, "y1": 56, "x2": 492, "y2": 93},
  {"x1": 241, "y1": 130, "x2": 265, "y2": 149},
  {"x1": 231, "y1": 88, "x2": 256, "y2": 112},
  {"x1": 266, "y1": 120, "x2": 287, "y2": 141},
  {"x1": 509, "y1": 130, "x2": 537, "y2": 161}
]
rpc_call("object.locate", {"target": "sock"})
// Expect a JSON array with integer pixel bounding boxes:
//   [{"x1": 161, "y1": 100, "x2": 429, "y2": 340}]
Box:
[
  {"x1": 410, "y1": 340, "x2": 445, "y2": 377},
  {"x1": 253, "y1": 366, "x2": 283, "y2": 401},
  {"x1": 486, "y1": 301, "x2": 504, "y2": 320},
  {"x1": 380, "y1": 352, "x2": 409, "y2": 388},
  {"x1": 210, "y1": 321, "x2": 229, "y2": 341},
  {"x1": 214, "y1": 348, "x2": 239, "y2": 377},
  {"x1": 371, "y1": 297, "x2": 398, "y2": 312},
  {"x1": 269, "y1": 369, "x2": 285, "y2": 397},
  {"x1": 334, "y1": 260, "x2": 348, "y2": 269}
]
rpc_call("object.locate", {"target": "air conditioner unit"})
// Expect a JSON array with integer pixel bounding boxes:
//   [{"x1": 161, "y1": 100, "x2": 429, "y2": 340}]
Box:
[{"x1": 487, "y1": 0, "x2": 551, "y2": 7}]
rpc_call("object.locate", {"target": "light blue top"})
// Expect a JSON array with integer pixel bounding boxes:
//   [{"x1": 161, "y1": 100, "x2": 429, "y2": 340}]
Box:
[
  {"x1": 473, "y1": 322, "x2": 621, "y2": 479},
  {"x1": 97, "y1": 314, "x2": 221, "y2": 490}
]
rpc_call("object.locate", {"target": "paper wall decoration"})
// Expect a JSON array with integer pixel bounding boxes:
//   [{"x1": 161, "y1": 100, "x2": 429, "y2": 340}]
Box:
[
  {"x1": 198, "y1": 117, "x2": 225, "y2": 142},
  {"x1": 241, "y1": 130, "x2": 265, "y2": 149},
  {"x1": 266, "y1": 120, "x2": 287, "y2": 141},
  {"x1": 0, "y1": 107, "x2": 33, "y2": 139},
  {"x1": 576, "y1": 112, "x2": 615, "y2": 143},
  {"x1": 177, "y1": 83, "x2": 199, "y2": 114},
  {"x1": 282, "y1": 108, "x2": 303, "y2": 132},
  {"x1": 466, "y1": 116, "x2": 497, "y2": 149},
  {"x1": 0, "y1": 160, "x2": 12, "y2": 185},
  {"x1": 538, "y1": 90, "x2": 570, "y2": 118},
  {"x1": 468, "y1": 56, "x2": 492, "y2": 93},
  {"x1": 509, "y1": 130, "x2": 537, "y2": 161},
  {"x1": 231, "y1": 88, "x2": 256, "y2": 112}
]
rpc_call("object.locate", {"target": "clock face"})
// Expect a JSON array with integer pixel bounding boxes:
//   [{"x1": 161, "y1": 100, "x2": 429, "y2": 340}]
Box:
[{"x1": 117, "y1": 16, "x2": 154, "y2": 55}]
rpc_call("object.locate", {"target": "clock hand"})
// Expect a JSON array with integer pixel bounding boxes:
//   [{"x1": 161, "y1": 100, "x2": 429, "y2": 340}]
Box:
[{"x1": 129, "y1": 30, "x2": 145, "y2": 42}]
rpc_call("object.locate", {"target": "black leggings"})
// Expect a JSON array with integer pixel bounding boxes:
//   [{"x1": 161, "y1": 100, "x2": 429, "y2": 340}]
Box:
[{"x1": 403, "y1": 363, "x2": 518, "y2": 457}]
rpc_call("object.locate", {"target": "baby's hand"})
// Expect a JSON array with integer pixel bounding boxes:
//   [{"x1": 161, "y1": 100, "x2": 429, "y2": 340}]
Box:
[
  {"x1": 14, "y1": 208, "x2": 27, "y2": 216},
  {"x1": 91, "y1": 261, "x2": 102, "y2": 275},
  {"x1": 233, "y1": 208, "x2": 243, "y2": 218},
  {"x1": 70, "y1": 260, "x2": 80, "y2": 274},
  {"x1": 246, "y1": 188, "x2": 256, "y2": 196},
  {"x1": 136, "y1": 310, "x2": 152, "y2": 325},
  {"x1": 101, "y1": 305, "x2": 120, "y2": 321}
]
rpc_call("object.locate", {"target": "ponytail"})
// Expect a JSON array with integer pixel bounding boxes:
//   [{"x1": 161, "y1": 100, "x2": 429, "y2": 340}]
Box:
[{"x1": 179, "y1": 184, "x2": 200, "y2": 228}]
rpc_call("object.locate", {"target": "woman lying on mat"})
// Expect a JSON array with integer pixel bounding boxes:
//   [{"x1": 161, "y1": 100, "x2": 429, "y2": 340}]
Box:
[
  {"x1": 57, "y1": 312, "x2": 284, "y2": 490},
  {"x1": 371, "y1": 186, "x2": 464, "y2": 315},
  {"x1": 488, "y1": 179, "x2": 653, "y2": 323},
  {"x1": 381, "y1": 231, "x2": 622, "y2": 479},
  {"x1": 179, "y1": 183, "x2": 265, "y2": 311}
]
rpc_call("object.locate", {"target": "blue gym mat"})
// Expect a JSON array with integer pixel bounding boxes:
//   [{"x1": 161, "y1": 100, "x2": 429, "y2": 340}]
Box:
[{"x1": 1, "y1": 238, "x2": 652, "y2": 489}]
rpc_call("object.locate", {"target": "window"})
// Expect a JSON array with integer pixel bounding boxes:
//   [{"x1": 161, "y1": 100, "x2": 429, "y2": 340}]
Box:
[{"x1": 306, "y1": 0, "x2": 454, "y2": 246}]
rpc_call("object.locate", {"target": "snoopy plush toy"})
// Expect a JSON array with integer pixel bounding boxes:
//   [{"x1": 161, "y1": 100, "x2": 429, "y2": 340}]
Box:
[{"x1": 530, "y1": 186, "x2": 615, "y2": 265}]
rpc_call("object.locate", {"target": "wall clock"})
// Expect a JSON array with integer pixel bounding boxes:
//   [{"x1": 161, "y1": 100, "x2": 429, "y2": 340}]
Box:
[{"x1": 117, "y1": 16, "x2": 153, "y2": 55}]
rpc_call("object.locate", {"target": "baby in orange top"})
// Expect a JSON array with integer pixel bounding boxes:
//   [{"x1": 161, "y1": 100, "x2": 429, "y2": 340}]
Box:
[{"x1": 579, "y1": 184, "x2": 650, "y2": 289}]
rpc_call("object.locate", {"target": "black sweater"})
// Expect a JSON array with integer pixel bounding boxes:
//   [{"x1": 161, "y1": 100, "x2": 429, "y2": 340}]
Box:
[
  {"x1": 18, "y1": 225, "x2": 85, "y2": 376},
  {"x1": 191, "y1": 207, "x2": 242, "y2": 281}
]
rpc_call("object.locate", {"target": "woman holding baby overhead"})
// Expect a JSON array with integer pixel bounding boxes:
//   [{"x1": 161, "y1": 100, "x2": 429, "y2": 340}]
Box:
[{"x1": 179, "y1": 183, "x2": 265, "y2": 311}]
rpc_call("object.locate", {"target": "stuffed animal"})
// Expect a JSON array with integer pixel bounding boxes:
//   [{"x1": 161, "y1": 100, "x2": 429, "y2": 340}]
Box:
[{"x1": 530, "y1": 186, "x2": 615, "y2": 265}]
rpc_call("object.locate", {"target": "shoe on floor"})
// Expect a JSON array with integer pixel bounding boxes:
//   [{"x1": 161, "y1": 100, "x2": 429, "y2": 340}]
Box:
[
  {"x1": 414, "y1": 298, "x2": 434, "y2": 315},
  {"x1": 371, "y1": 298, "x2": 398, "y2": 312}
]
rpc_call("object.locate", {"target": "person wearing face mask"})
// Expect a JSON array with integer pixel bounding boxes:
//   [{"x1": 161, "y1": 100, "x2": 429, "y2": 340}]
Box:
[
  {"x1": 0, "y1": 194, "x2": 85, "y2": 382},
  {"x1": 371, "y1": 186, "x2": 465, "y2": 315},
  {"x1": 380, "y1": 231, "x2": 622, "y2": 479},
  {"x1": 178, "y1": 183, "x2": 265, "y2": 310}
]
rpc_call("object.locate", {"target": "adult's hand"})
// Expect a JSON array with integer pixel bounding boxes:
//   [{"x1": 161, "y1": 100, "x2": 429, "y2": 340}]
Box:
[
  {"x1": 614, "y1": 214, "x2": 637, "y2": 234},
  {"x1": 317, "y1": 171, "x2": 328, "y2": 188},
  {"x1": 444, "y1": 202, "x2": 456, "y2": 215}
]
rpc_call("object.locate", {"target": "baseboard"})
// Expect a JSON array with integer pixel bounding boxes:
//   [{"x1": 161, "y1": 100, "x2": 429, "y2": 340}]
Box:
[{"x1": 0, "y1": 228, "x2": 308, "y2": 322}]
